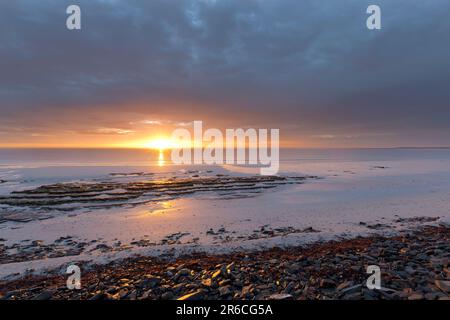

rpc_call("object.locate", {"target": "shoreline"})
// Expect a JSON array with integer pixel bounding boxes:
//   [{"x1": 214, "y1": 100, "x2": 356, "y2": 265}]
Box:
[
  {"x1": 0, "y1": 215, "x2": 443, "y2": 281},
  {"x1": 1, "y1": 225, "x2": 449, "y2": 300}
]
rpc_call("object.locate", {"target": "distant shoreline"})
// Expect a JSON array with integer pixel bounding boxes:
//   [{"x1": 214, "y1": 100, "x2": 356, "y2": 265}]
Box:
[{"x1": 1, "y1": 147, "x2": 450, "y2": 150}]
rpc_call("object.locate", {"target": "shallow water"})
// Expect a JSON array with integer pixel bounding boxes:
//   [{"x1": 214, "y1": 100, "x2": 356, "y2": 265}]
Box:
[{"x1": 1, "y1": 148, "x2": 450, "y2": 278}]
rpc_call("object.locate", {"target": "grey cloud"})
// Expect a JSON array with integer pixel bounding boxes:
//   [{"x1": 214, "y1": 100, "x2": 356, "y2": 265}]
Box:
[{"x1": 1, "y1": 0, "x2": 450, "y2": 146}]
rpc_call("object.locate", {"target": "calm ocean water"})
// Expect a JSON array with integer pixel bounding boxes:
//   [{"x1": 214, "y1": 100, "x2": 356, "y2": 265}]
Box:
[{"x1": 1, "y1": 148, "x2": 450, "y2": 167}]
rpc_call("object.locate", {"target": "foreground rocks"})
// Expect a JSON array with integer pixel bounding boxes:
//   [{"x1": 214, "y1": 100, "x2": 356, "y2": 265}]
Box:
[{"x1": 1, "y1": 226, "x2": 449, "y2": 300}]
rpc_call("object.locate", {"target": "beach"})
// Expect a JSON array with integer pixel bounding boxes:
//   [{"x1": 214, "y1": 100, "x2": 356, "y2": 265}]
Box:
[
  {"x1": 1, "y1": 148, "x2": 450, "y2": 299},
  {"x1": 1, "y1": 226, "x2": 449, "y2": 300}
]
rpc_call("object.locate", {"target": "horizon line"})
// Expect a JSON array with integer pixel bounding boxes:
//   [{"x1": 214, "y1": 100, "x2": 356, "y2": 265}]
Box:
[{"x1": 1, "y1": 146, "x2": 450, "y2": 150}]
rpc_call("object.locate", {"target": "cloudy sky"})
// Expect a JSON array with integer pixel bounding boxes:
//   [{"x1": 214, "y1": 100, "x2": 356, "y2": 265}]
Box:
[{"x1": 1, "y1": 0, "x2": 450, "y2": 147}]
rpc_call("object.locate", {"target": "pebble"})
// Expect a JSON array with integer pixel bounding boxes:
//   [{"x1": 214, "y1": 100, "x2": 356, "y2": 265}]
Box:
[
  {"x1": 319, "y1": 279, "x2": 336, "y2": 288},
  {"x1": 174, "y1": 268, "x2": 191, "y2": 280},
  {"x1": 241, "y1": 285, "x2": 254, "y2": 297},
  {"x1": 266, "y1": 293, "x2": 293, "y2": 300},
  {"x1": 407, "y1": 293, "x2": 424, "y2": 300},
  {"x1": 161, "y1": 292, "x2": 174, "y2": 300},
  {"x1": 434, "y1": 280, "x2": 450, "y2": 293},
  {"x1": 177, "y1": 290, "x2": 204, "y2": 301},
  {"x1": 212, "y1": 269, "x2": 222, "y2": 280},
  {"x1": 88, "y1": 293, "x2": 106, "y2": 300},
  {"x1": 32, "y1": 290, "x2": 53, "y2": 300},
  {"x1": 336, "y1": 281, "x2": 353, "y2": 291},
  {"x1": 141, "y1": 276, "x2": 162, "y2": 288},
  {"x1": 219, "y1": 286, "x2": 231, "y2": 297}
]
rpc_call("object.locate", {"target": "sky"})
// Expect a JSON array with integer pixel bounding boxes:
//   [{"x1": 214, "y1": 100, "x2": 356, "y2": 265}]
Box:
[{"x1": 1, "y1": 0, "x2": 450, "y2": 148}]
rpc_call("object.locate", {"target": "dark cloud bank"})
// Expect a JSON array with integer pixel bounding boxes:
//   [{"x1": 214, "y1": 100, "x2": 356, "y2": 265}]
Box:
[{"x1": 1, "y1": 0, "x2": 450, "y2": 146}]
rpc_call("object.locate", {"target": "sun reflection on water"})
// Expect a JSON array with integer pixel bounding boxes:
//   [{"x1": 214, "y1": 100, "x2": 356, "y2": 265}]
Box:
[
  {"x1": 158, "y1": 150, "x2": 165, "y2": 167},
  {"x1": 137, "y1": 201, "x2": 174, "y2": 217}
]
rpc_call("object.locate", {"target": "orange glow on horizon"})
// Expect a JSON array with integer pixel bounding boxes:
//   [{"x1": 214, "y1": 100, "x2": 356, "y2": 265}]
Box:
[{"x1": 145, "y1": 138, "x2": 179, "y2": 151}]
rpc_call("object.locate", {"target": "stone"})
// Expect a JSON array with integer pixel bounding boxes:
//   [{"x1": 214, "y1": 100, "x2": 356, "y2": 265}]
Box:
[
  {"x1": 434, "y1": 280, "x2": 450, "y2": 293},
  {"x1": 266, "y1": 293, "x2": 293, "y2": 300},
  {"x1": 142, "y1": 276, "x2": 162, "y2": 288},
  {"x1": 283, "y1": 281, "x2": 296, "y2": 293},
  {"x1": 118, "y1": 288, "x2": 129, "y2": 299},
  {"x1": 32, "y1": 290, "x2": 53, "y2": 300},
  {"x1": 342, "y1": 292, "x2": 363, "y2": 300},
  {"x1": 175, "y1": 268, "x2": 191, "y2": 278},
  {"x1": 339, "y1": 284, "x2": 362, "y2": 296},
  {"x1": 88, "y1": 293, "x2": 106, "y2": 300},
  {"x1": 219, "y1": 279, "x2": 231, "y2": 286},
  {"x1": 241, "y1": 285, "x2": 254, "y2": 297},
  {"x1": 177, "y1": 290, "x2": 204, "y2": 301},
  {"x1": 3, "y1": 291, "x2": 20, "y2": 300},
  {"x1": 226, "y1": 262, "x2": 235, "y2": 271},
  {"x1": 212, "y1": 269, "x2": 222, "y2": 280},
  {"x1": 140, "y1": 289, "x2": 153, "y2": 299},
  {"x1": 161, "y1": 291, "x2": 174, "y2": 300},
  {"x1": 408, "y1": 293, "x2": 424, "y2": 300},
  {"x1": 128, "y1": 290, "x2": 137, "y2": 300},
  {"x1": 424, "y1": 292, "x2": 440, "y2": 300},
  {"x1": 201, "y1": 279, "x2": 212, "y2": 287},
  {"x1": 337, "y1": 281, "x2": 354, "y2": 291},
  {"x1": 379, "y1": 288, "x2": 402, "y2": 300},
  {"x1": 363, "y1": 289, "x2": 379, "y2": 300},
  {"x1": 219, "y1": 286, "x2": 231, "y2": 297},
  {"x1": 319, "y1": 279, "x2": 336, "y2": 288}
]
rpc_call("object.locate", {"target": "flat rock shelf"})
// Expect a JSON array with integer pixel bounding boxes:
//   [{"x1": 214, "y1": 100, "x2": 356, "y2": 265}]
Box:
[{"x1": 0, "y1": 175, "x2": 317, "y2": 223}]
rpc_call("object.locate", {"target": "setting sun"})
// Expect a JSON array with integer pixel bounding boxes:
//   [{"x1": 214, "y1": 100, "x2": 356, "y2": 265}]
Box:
[{"x1": 145, "y1": 138, "x2": 179, "y2": 151}]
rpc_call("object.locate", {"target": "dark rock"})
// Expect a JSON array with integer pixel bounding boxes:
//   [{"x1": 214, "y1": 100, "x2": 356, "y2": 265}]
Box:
[
  {"x1": 434, "y1": 280, "x2": 450, "y2": 293},
  {"x1": 141, "y1": 276, "x2": 162, "y2": 288},
  {"x1": 32, "y1": 290, "x2": 54, "y2": 300},
  {"x1": 408, "y1": 293, "x2": 424, "y2": 300},
  {"x1": 219, "y1": 286, "x2": 231, "y2": 297},
  {"x1": 319, "y1": 279, "x2": 336, "y2": 289},
  {"x1": 177, "y1": 290, "x2": 204, "y2": 301},
  {"x1": 336, "y1": 281, "x2": 354, "y2": 291},
  {"x1": 266, "y1": 293, "x2": 293, "y2": 300},
  {"x1": 89, "y1": 293, "x2": 106, "y2": 300},
  {"x1": 161, "y1": 292, "x2": 174, "y2": 300}
]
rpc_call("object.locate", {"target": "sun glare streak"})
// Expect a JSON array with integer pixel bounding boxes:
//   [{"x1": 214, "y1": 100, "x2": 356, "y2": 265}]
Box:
[
  {"x1": 146, "y1": 138, "x2": 179, "y2": 151},
  {"x1": 158, "y1": 150, "x2": 165, "y2": 167}
]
